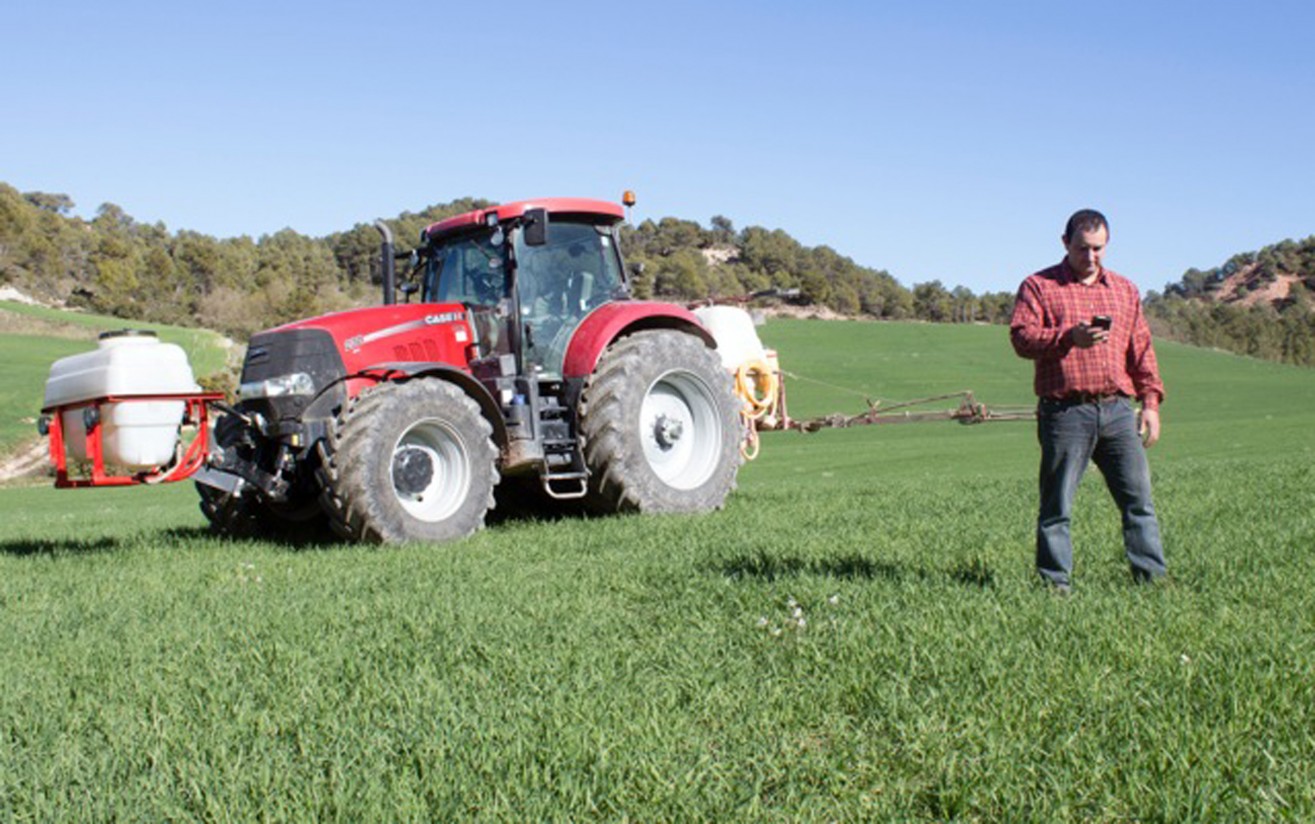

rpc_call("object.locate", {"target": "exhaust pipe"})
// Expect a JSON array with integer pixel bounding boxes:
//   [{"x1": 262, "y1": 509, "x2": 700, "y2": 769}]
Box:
[{"x1": 374, "y1": 220, "x2": 395, "y2": 306}]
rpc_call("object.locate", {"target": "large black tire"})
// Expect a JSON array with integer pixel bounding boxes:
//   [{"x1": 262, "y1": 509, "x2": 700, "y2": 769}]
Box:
[
  {"x1": 580, "y1": 330, "x2": 743, "y2": 514},
  {"x1": 197, "y1": 483, "x2": 328, "y2": 542},
  {"x1": 319, "y1": 380, "x2": 499, "y2": 544}
]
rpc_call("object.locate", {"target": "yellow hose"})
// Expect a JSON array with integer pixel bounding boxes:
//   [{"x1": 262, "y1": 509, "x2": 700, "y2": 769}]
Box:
[
  {"x1": 735, "y1": 358, "x2": 779, "y2": 421},
  {"x1": 734, "y1": 355, "x2": 782, "y2": 460}
]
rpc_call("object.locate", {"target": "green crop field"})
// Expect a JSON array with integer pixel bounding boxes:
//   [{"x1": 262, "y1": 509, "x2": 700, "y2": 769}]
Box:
[{"x1": 2, "y1": 316, "x2": 1313, "y2": 821}]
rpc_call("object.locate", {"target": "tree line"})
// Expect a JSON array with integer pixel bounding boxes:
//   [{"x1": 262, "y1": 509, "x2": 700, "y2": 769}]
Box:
[
  {"x1": 1, "y1": 184, "x2": 494, "y2": 337},
  {"x1": 2, "y1": 182, "x2": 1311, "y2": 366},
  {"x1": 0, "y1": 184, "x2": 1020, "y2": 338}
]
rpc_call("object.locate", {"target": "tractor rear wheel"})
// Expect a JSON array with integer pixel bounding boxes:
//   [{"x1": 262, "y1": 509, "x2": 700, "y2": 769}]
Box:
[
  {"x1": 320, "y1": 380, "x2": 498, "y2": 544},
  {"x1": 580, "y1": 329, "x2": 742, "y2": 514}
]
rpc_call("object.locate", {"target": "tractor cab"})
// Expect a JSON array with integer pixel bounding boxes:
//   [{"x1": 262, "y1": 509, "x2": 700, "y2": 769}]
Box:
[
  {"x1": 414, "y1": 199, "x2": 629, "y2": 379},
  {"x1": 393, "y1": 198, "x2": 672, "y2": 495}
]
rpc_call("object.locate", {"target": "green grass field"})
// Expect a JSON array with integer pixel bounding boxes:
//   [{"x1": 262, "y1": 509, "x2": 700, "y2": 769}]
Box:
[
  {"x1": 0, "y1": 301, "x2": 232, "y2": 460},
  {"x1": 2, "y1": 316, "x2": 1313, "y2": 821}
]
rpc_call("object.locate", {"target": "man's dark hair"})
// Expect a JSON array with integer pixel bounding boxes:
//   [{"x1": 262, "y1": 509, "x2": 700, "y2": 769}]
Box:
[{"x1": 1064, "y1": 209, "x2": 1109, "y2": 242}]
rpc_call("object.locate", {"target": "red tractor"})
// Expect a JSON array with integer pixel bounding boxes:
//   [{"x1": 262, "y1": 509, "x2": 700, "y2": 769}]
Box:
[{"x1": 193, "y1": 197, "x2": 744, "y2": 543}]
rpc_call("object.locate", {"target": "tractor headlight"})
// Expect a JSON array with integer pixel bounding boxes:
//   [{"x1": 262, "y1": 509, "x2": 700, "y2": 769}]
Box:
[{"x1": 238, "y1": 372, "x2": 316, "y2": 400}]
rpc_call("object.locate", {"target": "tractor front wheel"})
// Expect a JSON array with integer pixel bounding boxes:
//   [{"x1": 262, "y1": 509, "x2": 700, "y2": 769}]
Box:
[
  {"x1": 580, "y1": 330, "x2": 742, "y2": 514},
  {"x1": 197, "y1": 411, "x2": 329, "y2": 542},
  {"x1": 197, "y1": 484, "x2": 328, "y2": 542},
  {"x1": 321, "y1": 380, "x2": 498, "y2": 544}
]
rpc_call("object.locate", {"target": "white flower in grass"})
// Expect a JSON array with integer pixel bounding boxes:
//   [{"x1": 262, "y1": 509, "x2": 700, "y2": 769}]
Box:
[
  {"x1": 796, "y1": 617, "x2": 807, "y2": 629},
  {"x1": 828, "y1": 594, "x2": 840, "y2": 606},
  {"x1": 757, "y1": 616, "x2": 769, "y2": 628}
]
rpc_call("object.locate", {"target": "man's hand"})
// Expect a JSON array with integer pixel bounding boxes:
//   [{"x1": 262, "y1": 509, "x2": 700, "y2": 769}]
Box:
[
  {"x1": 1071, "y1": 322, "x2": 1109, "y2": 349},
  {"x1": 1139, "y1": 407, "x2": 1161, "y2": 448}
]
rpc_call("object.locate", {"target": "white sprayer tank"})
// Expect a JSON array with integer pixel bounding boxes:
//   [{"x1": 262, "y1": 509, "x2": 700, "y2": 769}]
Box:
[
  {"x1": 43, "y1": 330, "x2": 201, "y2": 468},
  {"x1": 693, "y1": 305, "x2": 768, "y2": 370}
]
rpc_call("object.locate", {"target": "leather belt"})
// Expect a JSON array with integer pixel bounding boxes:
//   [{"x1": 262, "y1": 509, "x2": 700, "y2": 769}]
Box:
[{"x1": 1048, "y1": 392, "x2": 1122, "y2": 405}]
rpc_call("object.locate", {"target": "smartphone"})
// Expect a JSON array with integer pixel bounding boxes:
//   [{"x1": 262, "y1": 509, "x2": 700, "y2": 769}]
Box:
[{"x1": 1090, "y1": 315, "x2": 1112, "y2": 331}]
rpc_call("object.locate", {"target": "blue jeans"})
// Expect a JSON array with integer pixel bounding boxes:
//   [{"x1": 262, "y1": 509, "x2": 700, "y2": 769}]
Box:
[{"x1": 1036, "y1": 397, "x2": 1166, "y2": 586}]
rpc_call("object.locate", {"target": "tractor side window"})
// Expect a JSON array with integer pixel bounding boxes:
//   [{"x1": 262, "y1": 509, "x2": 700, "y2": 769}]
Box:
[
  {"x1": 427, "y1": 234, "x2": 507, "y2": 306},
  {"x1": 425, "y1": 233, "x2": 511, "y2": 359}
]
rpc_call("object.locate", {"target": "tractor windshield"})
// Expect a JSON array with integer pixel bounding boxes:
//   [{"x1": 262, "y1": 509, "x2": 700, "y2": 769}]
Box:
[{"x1": 516, "y1": 220, "x2": 625, "y2": 375}]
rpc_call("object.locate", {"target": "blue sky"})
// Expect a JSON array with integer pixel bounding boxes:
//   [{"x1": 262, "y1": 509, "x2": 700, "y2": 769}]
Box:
[{"x1": 4, "y1": 0, "x2": 1312, "y2": 295}]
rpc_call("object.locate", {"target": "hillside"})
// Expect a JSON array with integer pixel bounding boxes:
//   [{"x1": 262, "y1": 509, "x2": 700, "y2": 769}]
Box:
[
  {"x1": 1146, "y1": 235, "x2": 1315, "y2": 365},
  {"x1": 3, "y1": 180, "x2": 1312, "y2": 365},
  {"x1": 1158, "y1": 236, "x2": 1315, "y2": 309},
  {"x1": 0, "y1": 182, "x2": 1015, "y2": 337}
]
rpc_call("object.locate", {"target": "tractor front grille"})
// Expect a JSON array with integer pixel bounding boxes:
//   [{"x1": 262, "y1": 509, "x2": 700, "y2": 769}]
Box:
[{"x1": 240, "y1": 328, "x2": 346, "y2": 422}]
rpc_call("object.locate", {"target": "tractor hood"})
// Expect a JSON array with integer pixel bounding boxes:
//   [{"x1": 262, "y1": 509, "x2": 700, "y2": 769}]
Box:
[{"x1": 260, "y1": 302, "x2": 477, "y2": 376}]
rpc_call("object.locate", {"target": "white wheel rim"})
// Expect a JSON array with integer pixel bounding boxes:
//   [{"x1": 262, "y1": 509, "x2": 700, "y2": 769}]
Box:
[
  {"x1": 391, "y1": 419, "x2": 472, "y2": 522},
  {"x1": 639, "y1": 369, "x2": 722, "y2": 490}
]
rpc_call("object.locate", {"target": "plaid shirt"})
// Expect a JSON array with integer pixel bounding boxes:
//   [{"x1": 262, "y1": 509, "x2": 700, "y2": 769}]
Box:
[{"x1": 1010, "y1": 260, "x2": 1164, "y2": 409}]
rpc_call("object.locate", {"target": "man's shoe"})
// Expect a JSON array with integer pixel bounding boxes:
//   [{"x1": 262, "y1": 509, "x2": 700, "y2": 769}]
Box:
[{"x1": 1132, "y1": 571, "x2": 1172, "y2": 590}]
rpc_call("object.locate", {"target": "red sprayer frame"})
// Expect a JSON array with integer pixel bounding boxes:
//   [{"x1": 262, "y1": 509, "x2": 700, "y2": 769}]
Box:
[{"x1": 41, "y1": 392, "x2": 224, "y2": 488}]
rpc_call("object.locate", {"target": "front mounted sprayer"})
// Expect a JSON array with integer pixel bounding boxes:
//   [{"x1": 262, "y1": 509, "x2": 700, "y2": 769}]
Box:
[{"x1": 40, "y1": 330, "x2": 223, "y2": 488}]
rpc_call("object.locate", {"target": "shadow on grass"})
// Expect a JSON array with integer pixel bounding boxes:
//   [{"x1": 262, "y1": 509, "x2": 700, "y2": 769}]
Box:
[
  {"x1": 157, "y1": 525, "x2": 348, "y2": 552},
  {"x1": 715, "y1": 551, "x2": 997, "y2": 589},
  {"x1": 0, "y1": 525, "x2": 348, "y2": 557},
  {"x1": 0, "y1": 536, "x2": 125, "y2": 557},
  {"x1": 486, "y1": 476, "x2": 596, "y2": 527}
]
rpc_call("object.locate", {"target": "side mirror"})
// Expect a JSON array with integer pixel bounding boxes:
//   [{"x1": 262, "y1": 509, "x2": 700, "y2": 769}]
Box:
[{"x1": 523, "y1": 208, "x2": 549, "y2": 247}]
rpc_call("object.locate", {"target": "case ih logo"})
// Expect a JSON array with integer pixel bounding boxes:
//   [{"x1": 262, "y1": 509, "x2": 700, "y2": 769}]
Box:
[{"x1": 344, "y1": 313, "x2": 466, "y2": 353}]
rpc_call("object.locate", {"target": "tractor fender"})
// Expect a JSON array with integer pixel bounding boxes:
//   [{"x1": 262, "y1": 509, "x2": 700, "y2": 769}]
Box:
[
  {"x1": 350, "y1": 362, "x2": 509, "y2": 446},
  {"x1": 562, "y1": 302, "x2": 716, "y2": 379}
]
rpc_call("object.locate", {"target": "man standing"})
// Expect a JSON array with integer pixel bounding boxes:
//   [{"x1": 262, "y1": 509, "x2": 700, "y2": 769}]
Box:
[{"x1": 1010, "y1": 209, "x2": 1166, "y2": 592}]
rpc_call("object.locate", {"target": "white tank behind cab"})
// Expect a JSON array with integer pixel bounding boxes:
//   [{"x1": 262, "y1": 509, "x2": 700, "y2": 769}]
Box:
[
  {"x1": 693, "y1": 305, "x2": 767, "y2": 370},
  {"x1": 43, "y1": 330, "x2": 201, "y2": 468}
]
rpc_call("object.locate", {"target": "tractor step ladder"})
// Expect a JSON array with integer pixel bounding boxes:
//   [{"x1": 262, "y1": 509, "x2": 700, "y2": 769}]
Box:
[
  {"x1": 533, "y1": 383, "x2": 590, "y2": 500},
  {"x1": 540, "y1": 468, "x2": 589, "y2": 500}
]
